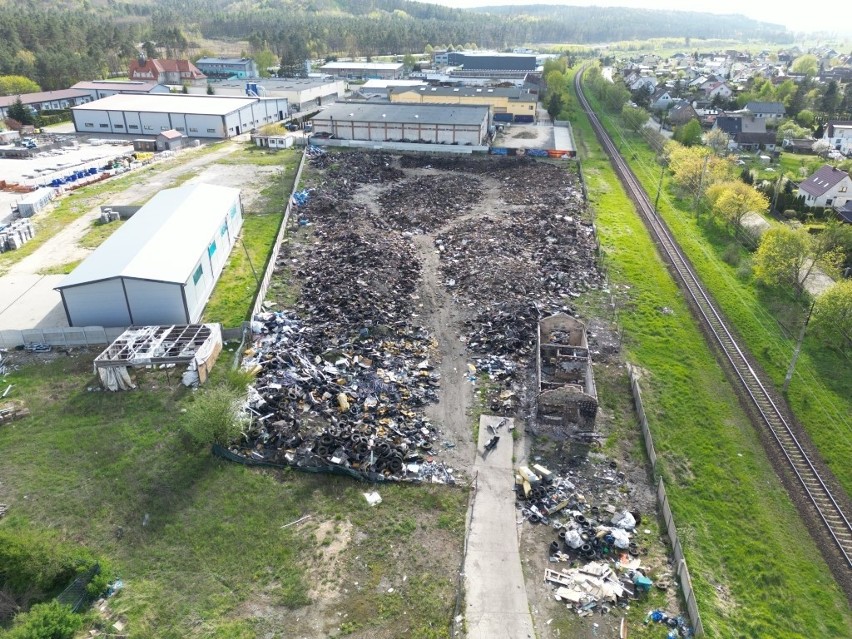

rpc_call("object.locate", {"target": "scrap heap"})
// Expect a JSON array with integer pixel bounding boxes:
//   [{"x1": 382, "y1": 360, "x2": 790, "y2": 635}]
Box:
[
  {"x1": 421, "y1": 157, "x2": 601, "y2": 405},
  {"x1": 233, "y1": 151, "x2": 451, "y2": 483},
  {"x1": 516, "y1": 462, "x2": 686, "y2": 629}
]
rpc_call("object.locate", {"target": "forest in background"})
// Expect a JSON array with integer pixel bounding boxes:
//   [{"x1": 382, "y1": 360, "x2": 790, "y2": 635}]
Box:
[{"x1": 0, "y1": 0, "x2": 793, "y2": 90}]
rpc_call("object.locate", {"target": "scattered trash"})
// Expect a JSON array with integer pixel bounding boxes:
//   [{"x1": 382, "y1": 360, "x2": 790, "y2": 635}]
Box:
[
  {"x1": 363, "y1": 491, "x2": 382, "y2": 506},
  {"x1": 105, "y1": 579, "x2": 123, "y2": 597},
  {"x1": 645, "y1": 610, "x2": 693, "y2": 637},
  {"x1": 281, "y1": 514, "x2": 312, "y2": 529}
]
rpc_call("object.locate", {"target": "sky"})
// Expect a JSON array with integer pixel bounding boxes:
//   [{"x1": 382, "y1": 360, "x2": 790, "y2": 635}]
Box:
[{"x1": 417, "y1": 0, "x2": 851, "y2": 38}]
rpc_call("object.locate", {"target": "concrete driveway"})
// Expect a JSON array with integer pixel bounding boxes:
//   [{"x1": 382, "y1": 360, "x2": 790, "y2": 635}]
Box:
[{"x1": 464, "y1": 415, "x2": 536, "y2": 639}]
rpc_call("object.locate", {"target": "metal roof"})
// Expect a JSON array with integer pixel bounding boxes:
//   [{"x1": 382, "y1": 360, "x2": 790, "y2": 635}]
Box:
[
  {"x1": 0, "y1": 89, "x2": 89, "y2": 108},
  {"x1": 320, "y1": 62, "x2": 403, "y2": 71},
  {"x1": 391, "y1": 85, "x2": 535, "y2": 101},
  {"x1": 196, "y1": 57, "x2": 254, "y2": 65},
  {"x1": 313, "y1": 102, "x2": 489, "y2": 126},
  {"x1": 71, "y1": 80, "x2": 161, "y2": 92},
  {"x1": 71, "y1": 93, "x2": 263, "y2": 116},
  {"x1": 58, "y1": 183, "x2": 240, "y2": 289}
]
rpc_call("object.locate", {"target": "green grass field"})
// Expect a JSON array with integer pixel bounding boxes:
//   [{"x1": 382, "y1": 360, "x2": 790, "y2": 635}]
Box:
[
  {"x1": 203, "y1": 148, "x2": 303, "y2": 327},
  {"x1": 0, "y1": 355, "x2": 466, "y2": 638},
  {"x1": 587, "y1": 90, "x2": 852, "y2": 499},
  {"x1": 570, "y1": 69, "x2": 852, "y2": 637}
]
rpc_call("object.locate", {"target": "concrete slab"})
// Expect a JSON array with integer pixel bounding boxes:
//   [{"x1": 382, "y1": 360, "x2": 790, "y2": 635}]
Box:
[
  {"x1": 0, "y1": 274, "x2": 68, "y2": 330},
  {"x1": 464, "y1": 415, "x2": 535, "y2": 639}
]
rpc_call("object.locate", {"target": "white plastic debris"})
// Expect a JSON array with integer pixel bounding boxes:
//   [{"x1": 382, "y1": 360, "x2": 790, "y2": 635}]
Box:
[{"x1": 363, "y1": 491, "x2": 382, "y2": 506}]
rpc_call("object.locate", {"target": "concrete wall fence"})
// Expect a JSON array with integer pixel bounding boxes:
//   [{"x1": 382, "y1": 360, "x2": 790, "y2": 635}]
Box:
[
  {"x1": 308, "y1": 137, "x2": 488, "y2": 154},
  {"x1": 627, "y1": 363, "x2": 705, "y2": 637}
]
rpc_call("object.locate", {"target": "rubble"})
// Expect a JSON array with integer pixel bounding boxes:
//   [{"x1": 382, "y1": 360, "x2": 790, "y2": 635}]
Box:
[{"x1": 377, "y1": 174, "x2": 483, "y2": 232}]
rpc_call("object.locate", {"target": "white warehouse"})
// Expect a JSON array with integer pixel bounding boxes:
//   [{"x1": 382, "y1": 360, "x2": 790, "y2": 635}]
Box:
[
  {"x1": 56, "y1": 184, "x2": 243, "y2": 327},
  {"x1": 71, "y1": 93, "x2": 289, "y2": 138}
]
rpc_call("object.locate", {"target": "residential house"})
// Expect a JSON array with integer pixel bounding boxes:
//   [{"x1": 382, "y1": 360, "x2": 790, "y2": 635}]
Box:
[
  {"x1": 797, "y1": 165, "x2": 852, "y2": 209},
  {"x1": 835, "y1": 201, "x2": 852, "y2": 224},
  {"x1": 704, "y1": 82, "x2": 733, "y2": 100},
  {"x1": 668, "y1": 101, "x2": 698, "y2": 126},
  {"x1": 628, "y1": 75, "x2": 657, "y2": 93},
  {"x1": 714, "y1": 114, "x2": 775, "y2": 150},
  {"x1": 129, "y1": 58, "x2": 206, "y2": 85},
  {"x1": 649, "y1": 88, "x2": 674, "y2": 111},
  {"x1": 745, "y1": 101, "x2": 785, "y2": 122},
  {"x1": 823, "y1": 121, "x2": 852, "y2": 155}
]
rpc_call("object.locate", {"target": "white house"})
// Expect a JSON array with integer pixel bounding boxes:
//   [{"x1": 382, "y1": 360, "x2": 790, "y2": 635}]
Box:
[
  {"x1": 797, "y1": 165, "x2": 852, "y2": 209},
  {"x1": 56, "y1": 184, "x2": 243, "y2": 327},
  {"x1": 823, "y1": 121, "x2": 852, "y2": 156},
  {"x1": 649, "y1": 88, "x2": 674, "y2": 111},
  {"x1": 705, "y1": 82, "x2": 733, "y2": 100}
]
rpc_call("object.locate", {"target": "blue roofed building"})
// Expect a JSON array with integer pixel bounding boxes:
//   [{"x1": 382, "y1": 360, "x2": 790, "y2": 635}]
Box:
[{"x1": 195, "y1": 57, "x2": 259, "y2": 79}]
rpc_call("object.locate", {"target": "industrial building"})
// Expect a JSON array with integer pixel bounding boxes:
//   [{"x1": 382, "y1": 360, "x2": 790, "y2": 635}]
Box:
[
  {"x1": 389, "y1": 85, "x2": 537, "y2": 123},
  {"x1": 196, "y1": 57, "x2": 259, "y2": 79},
  {"x1": 0, "y1": 89, "x2": 92, "y2": 118},
  {"x1": 434, "y1": 52, "x2": 537, "y2": 77},
  {"x1": 189, "y1": 78, "x2": 345, "y2": 112},
  {"x1": 71, "y1": 94, "x2": 289, "y2": 138},
  {"x1": 70, "y1": 80, "x2": 169, "y2": 101},
  {"x1": 319, "y1": 62, "x2": 403, "y2": 80},
  {"x1": 358, "y1": 79, "x2": 428, "y2": 98},
  {"x1": 56, "y1": 184, "x2": 243, "y2": 327},
  {"x1": 311, "y1": 102, "x2": 489, "y2": 146}
]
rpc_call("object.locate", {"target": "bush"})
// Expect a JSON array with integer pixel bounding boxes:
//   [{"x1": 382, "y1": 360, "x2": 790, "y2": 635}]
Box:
[
  {"x1": 4, "y1": 601, "x2": 83, "y2": 639},
  {"x1": 181, "y1": 383, "x2": 248, "y2": 446},
  {"x1": 0, "y1": 529, "x2": 96, "y2": 602},
  {"x1": 722, "y1": 242, "x2": 741, "y2": 266}
]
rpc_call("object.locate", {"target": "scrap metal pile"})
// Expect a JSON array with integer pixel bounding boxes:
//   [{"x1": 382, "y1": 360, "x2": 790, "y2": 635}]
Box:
[
  {"x1": 430, "y1": 159, "x2": 601, "y2": 386},
  {"x1": 231, "y1": 151, "x2": 453, "y2": 482},
  {"x1": 377, "y1": 174, "x2": 483, "y2": 232}
]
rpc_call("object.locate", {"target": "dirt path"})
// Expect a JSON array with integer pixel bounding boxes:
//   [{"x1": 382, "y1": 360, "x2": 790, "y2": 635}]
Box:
[
  {"x1": 414, "y1": 234, "x2": 475, "y2": 471},
  {"x1": 8, "y1": 143, "x2": 240, "y2": 276},
  {"x1": 464, "y1": 416, "x2": 536, "y2": 639}
]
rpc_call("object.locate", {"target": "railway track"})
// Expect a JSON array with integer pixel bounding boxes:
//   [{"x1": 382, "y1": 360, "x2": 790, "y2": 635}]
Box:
[{"x1": 574, "y1": 68, "x2": 852, "y2": 571}]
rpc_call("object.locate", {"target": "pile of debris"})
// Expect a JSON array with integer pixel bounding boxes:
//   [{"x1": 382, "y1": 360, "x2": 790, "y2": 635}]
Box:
[
  {"x1": 377, "y1": 174, "x2": 483, "y2": 232},
  {"x1": 516, "y1": 463, "x2": 679, "y2": 619},
  {"x1": 235, "y1": 312, "x2": 451, "y2": 482}
]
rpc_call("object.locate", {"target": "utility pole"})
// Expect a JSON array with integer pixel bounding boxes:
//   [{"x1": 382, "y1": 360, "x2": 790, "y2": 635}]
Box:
[
  {"x1": 653, "y1": 162, "x2": 664, "y2": 215},
  {"x1": 783, "y1": 301, "x2": 816, "y2": 392},
  {"x1": 694, "y1": 153, "x2": 709, "y2": 220}
]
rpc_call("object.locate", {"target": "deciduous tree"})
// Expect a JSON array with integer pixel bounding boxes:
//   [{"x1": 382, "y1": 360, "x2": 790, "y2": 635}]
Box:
[
  {"x1": 667, "y1": 143, "x2": 732, "y2": 203},
  {"x1": 704, "y1": 127, "x2": 730, "y2": 155},
  {"x1": 0, "y1": 75, "x2": 40, "y2": 96},
  {"x1": 621, "y1": 104, "x2": 649, "y2": 132},
  {"x1": 810, "y1": 280, "x2": 852, "y2": 351},
  {"x1": 673, "y1": 119, "x2": 702, "y2": 146},
  {"x1": 790, "y1": 54, "x2": 818, "y2": 77},
  {"x1": 754, "y1": 226, "x2": 811, "y2": 290},
  {"x1": 706, "y1": 180, "x2": 769, "y2": 230}
]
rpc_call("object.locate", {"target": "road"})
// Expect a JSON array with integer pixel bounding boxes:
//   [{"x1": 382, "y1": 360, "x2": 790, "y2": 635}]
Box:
[{"x1": 464, "y1": 415, "x2": 536, "y2": 639}]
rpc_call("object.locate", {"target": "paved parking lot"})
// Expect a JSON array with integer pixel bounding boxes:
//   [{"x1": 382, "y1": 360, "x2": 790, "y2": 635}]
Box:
[{"x1": 0, "y1": 273, "x2": 67, "y2": 329}]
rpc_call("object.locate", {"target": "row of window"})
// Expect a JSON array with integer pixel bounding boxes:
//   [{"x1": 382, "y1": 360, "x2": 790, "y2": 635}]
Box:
[{"x1": 81, "y1": 123, "x2": 217, "y2": 133}]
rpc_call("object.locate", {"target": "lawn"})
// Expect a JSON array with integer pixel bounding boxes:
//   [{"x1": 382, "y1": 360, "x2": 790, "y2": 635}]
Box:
[
  {"x1": 569, "y1": 69, "x2": 852, "y2": 637},
  {"x1": 584, "y1": 84, "x2": 852, "y2": 498},
  {"x1": 0, "y1": 354, "x2": 466, "y2": 638},
  {"x1": 203, "y1": 148, "x2": 303, "y2": 327}
]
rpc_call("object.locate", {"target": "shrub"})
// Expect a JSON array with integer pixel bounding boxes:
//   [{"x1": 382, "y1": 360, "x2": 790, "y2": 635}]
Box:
[
  {"x1": 5, "y1": 601, "x2": 84, "y2": 639},
  {"x1": 181, "y1": 383, "x2": 249, "y2": 446}
]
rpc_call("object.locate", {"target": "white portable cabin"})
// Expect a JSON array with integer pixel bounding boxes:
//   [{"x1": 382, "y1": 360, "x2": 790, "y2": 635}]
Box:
[
  {"x1": 17, "y1": 188, "x2": 56, "y2": 217},
  {"x1": 56, "y1": 184, "x2": 243, "y2": 327}
]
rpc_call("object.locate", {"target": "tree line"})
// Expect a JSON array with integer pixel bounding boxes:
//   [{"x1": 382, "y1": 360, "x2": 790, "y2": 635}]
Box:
[{"x1": 1, "y1": 0, "x2": 794, "y2": 91}]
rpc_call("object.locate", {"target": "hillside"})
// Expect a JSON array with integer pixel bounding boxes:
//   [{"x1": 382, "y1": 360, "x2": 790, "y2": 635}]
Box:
[{"x1": 0, "y1": 0, "x2": 792, "y2": 91}]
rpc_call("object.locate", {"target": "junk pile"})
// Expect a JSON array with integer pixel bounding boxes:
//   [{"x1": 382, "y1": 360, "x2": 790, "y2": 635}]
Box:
[
  {"x1": 377, "y1": 174, "x2": 484, "y2": 232},
  {"x1": 231, "y1": 152, "x2": 457, "y2": 482},
  {"x1": 236, "y1": 311, "x2": 451, "y2": 482},
  {"x1": 517, "y1": 463, "x2": 679, "y2": 620},
  {"x1": 645, "y1": 610, "x2": 694, "y2": 638},
  {"x1": 431, "y1": 160, "x2": 599, "y2": 395}
]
